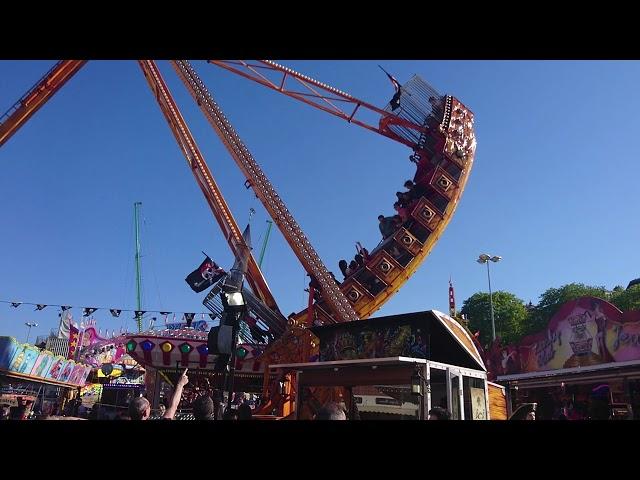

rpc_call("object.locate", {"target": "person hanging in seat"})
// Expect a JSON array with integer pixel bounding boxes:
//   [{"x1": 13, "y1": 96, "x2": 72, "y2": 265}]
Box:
[
  {"x1": 346, "y1": 260, "x2": 359, "y2": 276},
  {"x1": 394, "y1": 201, "x2": 410, "y2": 223},
  {"x1": 378, "y1": 215, "x2": 397, "y2": 239},
  {"x1": 338, "y1": 259, "x2": 349, "y2": 278},
  {"x1": 414, "y1": 96, "x2": 447, "y2": 183},
  {"x1": 355, "y1": 242, "x2": 369, "y2": 262},
  {"x1": 396, "y1": 180, "x2": 421, "y2": 208}
]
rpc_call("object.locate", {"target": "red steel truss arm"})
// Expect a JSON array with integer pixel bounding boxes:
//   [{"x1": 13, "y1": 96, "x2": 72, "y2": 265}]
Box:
[
  {"x1": 0, "y1": 60, "x2": 87, "y2": 148},
  {"x1": 207, "y1": 60, "x2": 423, "y2": 149},
  {"x1": 171, "y1": 60, "x2": 359, "y2": 323},
  {"x1": 137, "y1": 60, "x2": 279, "y2": 312}
]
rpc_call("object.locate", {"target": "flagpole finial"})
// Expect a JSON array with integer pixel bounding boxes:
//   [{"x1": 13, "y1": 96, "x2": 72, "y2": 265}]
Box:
[{"x1": 249, "y1": 208, "x2": 256, "y2": 223}]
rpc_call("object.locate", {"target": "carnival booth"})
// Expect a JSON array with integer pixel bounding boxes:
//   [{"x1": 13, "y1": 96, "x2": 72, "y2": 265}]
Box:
[
  {"x1": 124, "y1": 326, "x2": 268, "y2": 412},
  {"x1": 78, "y1": 331, "x2": 145, "y2": 419},
  {"x1": 492, "y1": 296, "x2": 640, "y2": 420},
  {"x1": 269, "y1": 310, "x2": 497, "y2": 420},
  {"x1": 0, "y1": 336, "x2": 92, "y2": 417}
]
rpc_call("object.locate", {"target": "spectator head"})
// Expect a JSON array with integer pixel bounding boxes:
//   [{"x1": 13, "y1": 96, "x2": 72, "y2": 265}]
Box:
[
  {"x1": 211, "y1": 389, "x2": 223, "y2": 403},
  {"x1": 509, "y1": 402, "x2": 536, "y2": 421},
  {"x1": 238, "y1": 403, "x2": 253, "y2": 420},
  {"x1": 223, "y1": 408, "x2": 238, "y2": 420},
  {"x1": 10, "y1": 406, "x2": 29, "y2": 420},
  {"x1": 378, "y1": 215, "x2": 385, "y2": 221},
  {"x1": 339, "y1": 259, "x2": 348, "y2": 270},
  {"x1": 193, "y1": 395, "x2": 215, "y2": 420},
  {"x1": 428, "y1": 406, "x2": 451, "y2": 420},
  {"x1": 314, "y1": 402, "x2": 347, "y2": 420},
  {"x1": 128, "y1": 396, "x2": 151, "y2": 420},
  {"x1": 0, "y1": 404, "x2": 10, "y2": 420},
  {"x1": 404, "y1": 180, "x2": 414, "y2": 189}
]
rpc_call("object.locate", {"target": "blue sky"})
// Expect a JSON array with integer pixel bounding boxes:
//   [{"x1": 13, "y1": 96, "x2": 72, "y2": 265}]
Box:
[{"x1": 0, "y1": 60, "x2": 638, "y2": 343}]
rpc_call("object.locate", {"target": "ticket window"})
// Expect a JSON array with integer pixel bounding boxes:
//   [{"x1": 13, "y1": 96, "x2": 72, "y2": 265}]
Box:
[
  {"x1": 297, "y1": 385, "x2": 420, "y2": 420},
  {"x1": 429, "y1": 367, "x2": 448, "y2": 411},
  {"x1": 463, "y1": 376, "x2": 488, "y2": 420},
  {"x1": 352, "y1": 385, "x2": 420, "y2": 420},
  {"x1": 449, "y1": 371, "x2": 463, "y2": 420}
]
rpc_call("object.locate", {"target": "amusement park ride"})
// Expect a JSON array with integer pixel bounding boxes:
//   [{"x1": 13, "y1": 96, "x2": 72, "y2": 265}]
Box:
[{"x1": 0, "y1": 60, "x2": 477, "y2": 417}]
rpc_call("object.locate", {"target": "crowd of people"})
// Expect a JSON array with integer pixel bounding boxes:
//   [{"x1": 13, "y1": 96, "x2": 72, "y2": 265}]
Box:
[{"x1": 127, "y1": 369, "x2": 256, "y2": 421}]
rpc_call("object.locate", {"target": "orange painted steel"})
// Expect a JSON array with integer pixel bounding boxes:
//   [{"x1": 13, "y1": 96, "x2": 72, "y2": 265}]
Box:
[
  {"x1": 137, "y1": 60, "x2": 279, "y2": 312},
  {"x1": 171, "y1": 60, "x2": 359, "y2": 323},
  {"x1": 0, "y1": 60, "x2": 87, "y2": 147}
]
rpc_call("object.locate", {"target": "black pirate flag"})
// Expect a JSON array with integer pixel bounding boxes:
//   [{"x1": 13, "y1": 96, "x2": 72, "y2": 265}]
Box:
[
  {"x1": 83, "y1": 307, "x2": 97, "y2": 317},
  {"x1": 185, "y1": 256, "x2": 225, "y2": 293},
  {"x1": 110, "y1": 309, "x2": 122, "y2": 317}
]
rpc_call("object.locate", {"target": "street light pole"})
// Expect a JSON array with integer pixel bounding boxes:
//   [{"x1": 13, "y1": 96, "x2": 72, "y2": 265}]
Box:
[
  {"x1": 218, "y1": 288, "x2": 247, "y2": 416},
  {"x1": 225, "y1": 313, "x2": 241, "y2": 415},
  {"x1": 485, "y1": 261, "x2": 496, "y2": 342},
  {"x1": 25, "y1": 322, "x2": 38, "y2": 344},
  {"x1": 477, "y1": 254, "x2": 502, "y2": 342}
]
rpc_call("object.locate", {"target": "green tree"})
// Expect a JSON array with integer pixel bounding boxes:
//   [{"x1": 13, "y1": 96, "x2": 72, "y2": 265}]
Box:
[
  {"x1": 523, "y1": 283, "x2": 610, "y2": 337},
  {"x1": 611, "y1": 285, "x2": 640, "y2": 312},
  {"x1": 460, "y1": 291, "x2": 528, "y2": 347}
]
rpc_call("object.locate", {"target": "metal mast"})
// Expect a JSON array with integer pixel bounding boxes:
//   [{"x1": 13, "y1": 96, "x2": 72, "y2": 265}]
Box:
[{"x1": 134, "y1": 201, "x2": 143, "y2": 332}]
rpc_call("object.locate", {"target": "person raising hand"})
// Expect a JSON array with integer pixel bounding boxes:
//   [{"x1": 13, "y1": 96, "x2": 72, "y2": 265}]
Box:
[{"x1": 163, "y1": 368, "x2": 189, "y2": 420}]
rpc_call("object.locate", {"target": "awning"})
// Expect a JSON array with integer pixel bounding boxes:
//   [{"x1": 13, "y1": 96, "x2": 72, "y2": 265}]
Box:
[
  {"x1": 1, "y1": 369, "x2": 79, "y2": 389},
  {"x1": 497, "y1": 358, "x2": 640, "y2": 388}
]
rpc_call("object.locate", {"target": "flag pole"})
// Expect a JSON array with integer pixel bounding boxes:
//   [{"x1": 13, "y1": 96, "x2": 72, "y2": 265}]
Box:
[{"x1": 134, "y1": 202, "x2": 143, "y2": 332}]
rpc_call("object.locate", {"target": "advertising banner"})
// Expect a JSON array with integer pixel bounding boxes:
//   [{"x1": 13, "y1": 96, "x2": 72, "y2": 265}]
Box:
[
  {"x1": 0, "y1": 336, "x2": 91, "y2": 387},
  {"x1": 8, "y1": 344, "x2": 40, "y2": 374},
  {"x1": 318, "y1": 323, "x2": 427, "y2": 362},
  {"x1": 488, "y1": 297, "x2": 640, "y2": 377}
]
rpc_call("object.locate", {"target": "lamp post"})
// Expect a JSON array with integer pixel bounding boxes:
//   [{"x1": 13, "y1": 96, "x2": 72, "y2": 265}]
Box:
[
  {"x1": 476, "y1": 254, "x2": 502, "y2": 341},
  {"x1": 25, "y1": 322, "x2": 38, "y2": 344},
  {"x1": 220, "y1": 289, "x2": 246, "y2": 415}
]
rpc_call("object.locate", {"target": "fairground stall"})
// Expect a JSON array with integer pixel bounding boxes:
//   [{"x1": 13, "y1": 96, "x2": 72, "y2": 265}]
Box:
[
  {"x1": 491, "y1": 296, "x2": 640, "y2": 420},
  {"x1": 78, "y1": 331, "x2": 145, "y2": 419},
  {"x1": 269, "y1": 310, "x2": 504, "y2": 420},
  {"x1": 124, "y1": 325, "x2": 269, "y2": 413},
  {"x1": 0, "y1": 336, "x2": 92, "y2": 418}
]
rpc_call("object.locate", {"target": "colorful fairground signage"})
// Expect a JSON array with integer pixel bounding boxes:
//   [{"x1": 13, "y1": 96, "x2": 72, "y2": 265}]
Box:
[
  {"x1": 486, "y1": 296, "x2": 640, "y2": 379},
  {"x1": 315, "y1": 315, "x2": 429, "y2": 362},
  {"x1": 0, "y1": 336, "x2": 92, "y2": 387}
]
